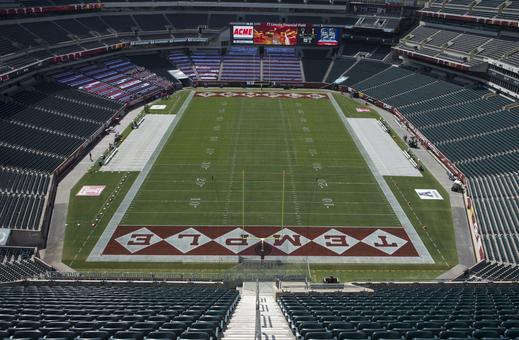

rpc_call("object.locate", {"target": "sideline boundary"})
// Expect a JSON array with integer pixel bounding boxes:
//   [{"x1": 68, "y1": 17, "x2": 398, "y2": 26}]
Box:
[
  {"x1": 327, "y1": 93, "x2": 434, "y2": 264},
  {"x1": 88, "y1": 91, "x2": 433, "y2": 264},
  {"x1": 88, "y1": 90, "x2": 195, "y2": 261}
]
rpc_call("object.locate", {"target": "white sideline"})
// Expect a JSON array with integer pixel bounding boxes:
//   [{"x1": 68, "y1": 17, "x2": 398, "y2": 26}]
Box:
[{"x1": 88, "y1": 90, "x2": 195, "y2": 262}]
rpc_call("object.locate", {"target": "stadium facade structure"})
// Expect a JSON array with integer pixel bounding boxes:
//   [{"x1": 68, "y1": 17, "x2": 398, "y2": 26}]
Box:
[{"x1": 0, "y1": 0, "x2": 517, "y2": 281}]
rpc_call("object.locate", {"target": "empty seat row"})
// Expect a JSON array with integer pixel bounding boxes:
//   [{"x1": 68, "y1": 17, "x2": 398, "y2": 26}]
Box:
[
  {"x1": 279, "y1": 284, "x2": 519, "y2": 340},
  {"x1": 0, "y1": 283, "x2": 239, "y2": 339}
]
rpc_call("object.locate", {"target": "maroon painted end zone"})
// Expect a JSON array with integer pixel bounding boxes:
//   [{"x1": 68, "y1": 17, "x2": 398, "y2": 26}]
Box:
[
  {"x1": 102, "y1": 226, "x2": 420, "y2": 258},
  {"x1": 195, "y1": 92, "x2": 328, "y2": 99}
]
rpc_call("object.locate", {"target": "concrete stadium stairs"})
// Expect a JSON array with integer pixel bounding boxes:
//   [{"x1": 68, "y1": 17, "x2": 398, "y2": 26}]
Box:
[{"x1": 222, "y1": 282, "x2": 295, "y2": 340}]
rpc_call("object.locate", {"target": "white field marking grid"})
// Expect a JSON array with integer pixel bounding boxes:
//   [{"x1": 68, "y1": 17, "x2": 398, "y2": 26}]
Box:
[
  {"x1": 126, "y1": 97, "x2": 393, "y2": 227},
  {"x1": 156, "y1": 150, "x2": 364, "y2": 155},
  {"x1": 89, "y1": 92, "x2": 422, "y2": 263},
  {"x1": 159, "y1": 142, "x2": 366, "y2": 148},
  {"x1": 142, "y1": 180, "x2": 380, "y2": 185},
  {"x1": 150, "y1": 164, "x2": 371, "y2": 169},
  {"x1": 126, "y1": 199, "x2": 391, "y2": 205},
  {"x1": 122, "y1": 211, "x2": 397, "y2": 216},
  {"x1": 279, "y1": 98, "x2": 302, "y2": 225},
  {"x1": 222, "y1": 98, "x2": 244, "y2": 225},
  {"x1": 137, "y1": 190, "x2": 383, "y2": 194},
  {"x1": 124, "y1": 97, "x2": 395, "y2": 226}
]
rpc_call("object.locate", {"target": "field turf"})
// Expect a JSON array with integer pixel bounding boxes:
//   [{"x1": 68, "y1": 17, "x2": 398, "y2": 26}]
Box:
[
  {"x1": 121, "y1": 94, "x2": 399, "y2": 228},
  {"x1": 64, "y1": 90, "x2": 458, "y2": 280}
]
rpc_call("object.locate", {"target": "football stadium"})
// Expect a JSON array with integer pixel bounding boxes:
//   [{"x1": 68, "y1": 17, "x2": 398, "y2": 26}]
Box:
[{"x1": 0, "y1": 0, "x2": 518, "y2": 339}]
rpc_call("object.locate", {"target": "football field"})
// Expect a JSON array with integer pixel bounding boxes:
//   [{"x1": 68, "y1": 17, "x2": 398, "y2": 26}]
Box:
[
  {"x1": 86, "y1": 91, "x2": 436, "y2": 264},
  {"x1": 122, "y1": 94, "x2": 399, "y2": 227},
  {"x1": 65, "y1": 89, "x2": 459, "y2": 279}
]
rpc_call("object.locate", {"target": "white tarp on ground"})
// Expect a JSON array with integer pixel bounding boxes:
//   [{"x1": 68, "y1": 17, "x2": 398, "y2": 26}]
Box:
[
  {"x1": 101, "y1": 115, "x2": 175, "y2": 172},
  {"x1": 347, "y1": 118, "x2": 422, "y2": 177}
]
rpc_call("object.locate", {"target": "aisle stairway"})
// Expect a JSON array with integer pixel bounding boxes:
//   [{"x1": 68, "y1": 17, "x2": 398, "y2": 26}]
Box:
[
  {"x1": 260, "y1": 294, "x2": 296, "y2": 340},
  {"x1": 222, "y1": 282, "x2": 257, "y2": 339},
  {"x1": 222, "y1": 282, "x2": 295, "y2": 340}
]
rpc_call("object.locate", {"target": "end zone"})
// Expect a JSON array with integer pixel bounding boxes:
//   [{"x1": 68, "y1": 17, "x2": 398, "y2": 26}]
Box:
[
  {"x1": 88, "y1": 225, "x2": 433, "y2": 264},
  {"x1": 195, "y1": 91, "x2": 328, "y2": 99}
]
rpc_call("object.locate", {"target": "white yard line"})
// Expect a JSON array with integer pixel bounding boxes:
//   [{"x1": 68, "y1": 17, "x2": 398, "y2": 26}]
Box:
[
  {"x1": 222, "y1": 98, "x2": 244, "y2": 225},
  {"x1": 125, "y1": 211, "x2": 397, "y2": 217},
  {"x1": 143, "y1": 180, "x2": 379, "y2": 185},
  {"x1": 279, "y1": 99, "x2": 303, "y2": 226},
  {"x1": 138, "y1": 189, "x2": 383, "y2": 194}
]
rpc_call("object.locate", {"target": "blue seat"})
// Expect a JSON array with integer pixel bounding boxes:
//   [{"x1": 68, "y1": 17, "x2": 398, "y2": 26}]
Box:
[
  {"x1": 147, "y1": 316, "x2": 170, "y2": 326},
  {"x1": 0, "y1": 321, "x2": 11, "y2": 330},
  {"x1": 70, "y1": 321, "x2": 97, "y2": 334},
  {"x1": 112, "y1": 330, "x2": 144, "y2": 340},
  {"x1": 505, "y1": 329, "x2": 519, "y2": 339},
  {"x1": 173, "y1": 317, "x2": 196, "y2": 327},
  {"x1": 177, "y1": 332, "x2": 210, "y2": 340},
  {"x1": 338, "y1": 331, "x2": 369, "y2": 340},
  {"x1": 40, "y1": 322, "x2": 71, "y2": 335},
  {"x1": 305, "y1": 331, "x2": 334, "y2": 340},
  {"x1": 79, "y1": 330, "x2": 111, "y2": 340},
  {"x1": 99, "y1": 322, "x2": 130, "y2": 336},
  {"x1": 130, "y1": 322, "x2": 158, "y2": 334},
  {"x1": 12, "y1": 330, "x2": 44, "y2": 339},
  {"x1": 187, "y1": 322, "x2": 217, "y2": 339},
  {"x1": 473, "y1": 330, "x2": 501, "y2": 339},
  {"x1": 440, "y1": 330, "x2": 470, "y2": 339},
  {"x1": 405, "y1": 330, "x2": 434, "y2": 340},
  {"x1": 372, "y1": 331, "x2": 402, "y2": 340},
  {"x1": 145, "y1": 331, "x2": 177, "y2": 339},
  {"x1": 45, "y1": 330, "x2": 77, "y2": 340}
]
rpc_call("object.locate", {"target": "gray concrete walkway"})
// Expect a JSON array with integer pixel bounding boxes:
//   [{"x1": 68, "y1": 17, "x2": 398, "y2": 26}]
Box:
[{"x1": 42, "y1": 106, "x2": 142, "y2": 270}]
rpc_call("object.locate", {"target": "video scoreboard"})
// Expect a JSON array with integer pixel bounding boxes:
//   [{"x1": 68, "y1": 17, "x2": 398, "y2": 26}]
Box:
[{"x1": 231, "y1": 23, "x2": 341, "y2": 46}]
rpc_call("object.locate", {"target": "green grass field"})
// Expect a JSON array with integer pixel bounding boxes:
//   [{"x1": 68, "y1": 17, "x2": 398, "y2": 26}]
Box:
[
  {"x1": 122, "y1": 94, "x2": 399, "y2": 227},
  {"x1": 64, "y1": 90, "x2": 458, "y2": 280}
]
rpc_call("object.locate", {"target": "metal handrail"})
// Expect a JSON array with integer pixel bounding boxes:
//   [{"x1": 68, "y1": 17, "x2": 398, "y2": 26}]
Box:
[{"x1": 255, "y1": 279, "x2": 261, "y2": 340}]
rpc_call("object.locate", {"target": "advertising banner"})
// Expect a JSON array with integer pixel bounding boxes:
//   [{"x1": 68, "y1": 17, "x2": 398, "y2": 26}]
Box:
[
  {"x1": 231, "y1": 24, "x2": 254, "y2": 44},
  {"x1": 231, "y1": 22, "x2": 341, "y2": 47}
]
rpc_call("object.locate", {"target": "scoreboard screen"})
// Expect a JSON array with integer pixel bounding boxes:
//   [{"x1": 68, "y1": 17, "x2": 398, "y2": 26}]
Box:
[
  {"x1": 231, "y1": 23, "x2": 341, "y2": 47},
  {"x1": 297, "y1": 25, "x2": 318, "y2": 45},
  {"x1": 317, "y1": 27, "x2": 340, "y2": 46},
  {"x1": 253, "y1": 23, "x2": 298, "y2": 46}
]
